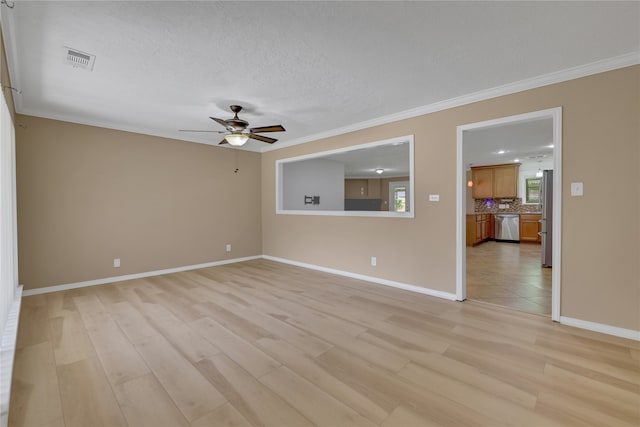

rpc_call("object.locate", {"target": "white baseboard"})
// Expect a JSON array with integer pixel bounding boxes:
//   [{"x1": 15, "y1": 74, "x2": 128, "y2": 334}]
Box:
[
  {"x1": 1, "y1": 285, "x2": 22, "y2": 427},
  {"x1": 18, "y1": 256, "x2": 640, "y2": 343},
  {"x1": 21, "y1": 256, "x2": 262, "y2": 296},
  {"x1": 262, "y1": 255, "x2": 458, "y2": 301},
  {"x1": 560, "y1": 316, "x2": 640, "y2": 341}
]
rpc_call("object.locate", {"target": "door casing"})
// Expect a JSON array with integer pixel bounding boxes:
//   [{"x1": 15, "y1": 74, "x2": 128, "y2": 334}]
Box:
[{"x1": 456, "y1": 107, "x2": 563, "y2": 321}]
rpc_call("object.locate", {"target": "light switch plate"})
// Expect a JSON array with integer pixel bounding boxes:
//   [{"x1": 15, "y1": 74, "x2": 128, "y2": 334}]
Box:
[
  {"x1": 428, "y1": 194, "x2": 440, "y2": 202},
  {"x1": 571, "y1": 182, "x2": 584, "y2": 196}
]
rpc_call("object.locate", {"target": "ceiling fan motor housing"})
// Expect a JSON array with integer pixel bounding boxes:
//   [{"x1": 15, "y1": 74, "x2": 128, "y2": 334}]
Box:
[
  {"x1": 227, "y1": 118, "x2": 249, "y2": 131},
  {"x1": 227, "y1": 105, "x2": 249, "y2": 131}
]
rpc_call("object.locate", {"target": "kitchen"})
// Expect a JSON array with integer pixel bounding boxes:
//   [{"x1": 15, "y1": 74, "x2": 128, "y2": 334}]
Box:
[{"x1": 463, "y1": 117, "x2": 554, "y2": 316}]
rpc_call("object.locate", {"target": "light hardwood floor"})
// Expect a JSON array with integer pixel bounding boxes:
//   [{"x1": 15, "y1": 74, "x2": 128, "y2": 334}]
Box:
[
  {"x1": 10, "y1": 259, "x2": 640, "y2": 426},
  {"x1": 467, "y1": 241, "x2": 552, "y2": 316}
]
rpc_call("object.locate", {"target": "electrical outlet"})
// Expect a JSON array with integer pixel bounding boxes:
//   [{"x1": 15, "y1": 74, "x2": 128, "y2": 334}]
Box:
[
  {"x1": 113, "y1": 258, "x2": 120, "y2": 268},
  {"x1": 226, "y1": 244, "x2": 231, "y2": 252},
  {"x1": 371, "y1": 256, "x2": 377, "y2": 267}
]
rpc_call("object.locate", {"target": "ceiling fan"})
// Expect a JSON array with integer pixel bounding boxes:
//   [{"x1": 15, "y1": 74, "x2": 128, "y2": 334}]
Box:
[{"x1": 180, "y1": 105, "x2": 285, "y2": 146}]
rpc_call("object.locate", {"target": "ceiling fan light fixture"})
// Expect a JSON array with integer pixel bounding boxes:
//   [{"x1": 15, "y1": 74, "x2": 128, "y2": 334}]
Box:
[{"x1": 225, "y1": 133, "x2": 250, "y2": 146}]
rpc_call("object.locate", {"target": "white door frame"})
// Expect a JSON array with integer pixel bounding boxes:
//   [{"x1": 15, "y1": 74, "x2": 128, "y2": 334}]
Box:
[{"x1": 456, "y1": 107, "x2": 563, "y2": 322}]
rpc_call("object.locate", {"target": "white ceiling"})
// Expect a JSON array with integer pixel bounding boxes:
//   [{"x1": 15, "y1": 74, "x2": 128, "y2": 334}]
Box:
[
  {"x1": 1, "y1": 2, "x2": 638, "y2": 152},
  {"x1": 323, "y1": 141, "x2": 410, "y2": 178},
  {"x1": 463, "y1": 118, "x2": 554, "y2": 169}
]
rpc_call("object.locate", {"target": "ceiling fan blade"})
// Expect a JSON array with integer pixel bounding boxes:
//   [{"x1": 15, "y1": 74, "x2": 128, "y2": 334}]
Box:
[
  {"x1": 249, "y1": 133, "x2": 277, "y2": 144},
  {"x1": 218, "y1": 138, "x2": 228, "y2": 145},
  {"x1": 179, "y1": 129, "x2": 226, "y2": 133},
  {"x1": 210, "y1": 116, "x2": 231, "y2": 130},
  {"x1": 249, "y1": 124, "x2": 286, "y2": 133}
]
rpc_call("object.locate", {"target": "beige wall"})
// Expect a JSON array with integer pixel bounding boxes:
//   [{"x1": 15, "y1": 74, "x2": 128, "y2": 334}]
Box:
[
  {"x1": 16, "y1": 115, "x2": 262, "y2": 289},
  {"x1": 262, "y1": 66, "x2": 639, "y2": 331},
  {"x1": 12, "y1": 63, "x2": 639, "y2": 330}
]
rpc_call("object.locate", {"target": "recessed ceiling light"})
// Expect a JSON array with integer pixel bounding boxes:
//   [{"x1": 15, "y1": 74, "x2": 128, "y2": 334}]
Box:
[
  {"x1": 514, "y1": 158, "x2": 520, "y2": 163},
  {"x1": 547, "y1": 144, "x2": 554, "y2": 148},
  {"x1": 375, "y1": 168, "x2": 384, "y2": 174},
  {"x1": 498, "y1": 150, "x2": 505, "y2": 154}
]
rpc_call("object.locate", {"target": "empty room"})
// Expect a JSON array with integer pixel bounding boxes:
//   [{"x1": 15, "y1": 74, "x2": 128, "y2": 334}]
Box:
[{"x1": 0, "y1": 2, "x2": 638, "y2": 427}]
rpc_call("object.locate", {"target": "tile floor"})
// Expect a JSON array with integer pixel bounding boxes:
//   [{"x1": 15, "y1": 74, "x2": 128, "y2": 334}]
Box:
[{"x1": 466, "y1": 240, "x2": 552, "y2": 316}]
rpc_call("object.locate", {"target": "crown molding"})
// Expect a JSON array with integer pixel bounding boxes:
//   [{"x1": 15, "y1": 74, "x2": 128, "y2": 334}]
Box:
[
  {"x1": 14, "y1": 107, "x2": 268, "y2": 152},
  {"x1": 260, "y1": 51, "x2": 640, "y2": 153},
  {"x1": 3, "y1": 0, "x2": 637, "y2": 157}
]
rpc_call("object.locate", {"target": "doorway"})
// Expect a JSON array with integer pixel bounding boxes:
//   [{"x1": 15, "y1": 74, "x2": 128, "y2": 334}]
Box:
[
  {"x1": 389, "y1": 181, "x2": 410, "y2": 212},
  {"x1": 456, "y1": 108, "x2": 562, "y2": 321}
]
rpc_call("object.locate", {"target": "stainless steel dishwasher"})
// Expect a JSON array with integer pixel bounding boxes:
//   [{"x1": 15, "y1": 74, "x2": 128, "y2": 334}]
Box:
[{"x1": 495, "y1": 214, "x2": 520, "y2": 242}]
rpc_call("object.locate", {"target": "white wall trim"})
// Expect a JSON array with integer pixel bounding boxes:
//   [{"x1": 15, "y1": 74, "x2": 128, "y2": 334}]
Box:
[
  {"x1": 275, "y1": 135, "x2": 415, "y2": 218},
  {"x1": 560, "y1": 316, "x2": 640, "y2": 342},
  {"x1": 263, "y1": 255, "x2": 457, "y2": 301},
  {"x1": 275, "y1": 210, "x2": 415, "y2": 218},
  {"x1": 455, "y1": 125, "x2": 465, "y2": 301},
  {"x1": 18, "y1": 255, "x2": 639, "y2": 342},
  {"x1": 22, "y1": 254, "x2": 458, "y2": 302},
  {"x1": 261, "y1": 52, "x2": 639, "y2": 153},
  {"x1": 4, "y1": 0, "x2": 636, "y2": 159},
  {"x1": 21, "y1": 256, "x2": 262, "y2": 296},
  {"x1": 0, "y1": 285, "x2": 22, "y2": 427},
  {"x1": 550, "y1": 108, "x2": 563, "y2": 322}
]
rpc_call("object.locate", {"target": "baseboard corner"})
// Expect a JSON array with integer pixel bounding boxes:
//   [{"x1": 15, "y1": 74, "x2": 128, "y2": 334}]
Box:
[{"x1": 262, "y1": 255, "x2": 457, "y2": 301}]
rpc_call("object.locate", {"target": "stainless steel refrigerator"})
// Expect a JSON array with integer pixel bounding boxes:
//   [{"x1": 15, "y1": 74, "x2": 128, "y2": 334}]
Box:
[{"x1": 540, "y1": 170, "x2": 553, "y2": 267}]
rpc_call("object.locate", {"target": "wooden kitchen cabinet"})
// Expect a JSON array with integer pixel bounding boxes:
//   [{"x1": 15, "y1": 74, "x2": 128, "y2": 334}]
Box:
[
  {"x1": 471, "y1": 168, "x2": 493, "y2": 199},
  {"x1": 466, "y1": 214, "x2": 491, "y2": 246},
  {"x1": 520, "y1": 214, "x2": 542, "y2": 243},
  {"x1": 366, "y1": 179, "x2": 381, "y2": 198},
  {"x1": 345, "y1": 179, "x2": 381, "y2": 199},
  {"x1": 493, "y1": 164, "x2": 519, "y2": 198},
  {"x1": 466, "y1": 215, "x2": 477, "y2": 246},
  {"x1": 489, "y1": 214, "x2": 495, "y2": 239},
  {"x1": 345, "y1": 179, "x2": 368, "y2": 198},
  {"x1": 471, "y1": 164, "x2": 520, "y2": 199}
]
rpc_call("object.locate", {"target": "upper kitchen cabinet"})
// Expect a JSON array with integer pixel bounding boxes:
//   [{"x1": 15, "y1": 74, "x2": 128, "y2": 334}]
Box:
[
  {"x1": 471, "y1": 168, "x2": 493, "y2": 199},
  {"x1": 345, "y1": 179, "x2": 368, "y2": 199},
  {"x1": 345, "y1": 178, "x2": 381, "y2": 199},
  {"x1": 493, "y1": 164, "x2": 519, "y2": 198},
  {"x1": 471, "y1": 163, "x2": 520, "y2": 199},
  {"x1": 471, "y1": 166, "x2": 493, "y2": 199}
]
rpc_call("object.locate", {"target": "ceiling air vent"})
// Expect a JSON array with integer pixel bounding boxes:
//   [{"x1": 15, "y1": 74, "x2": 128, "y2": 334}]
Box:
[{"x1": 65, "y1": 47, "x2": 96, "y2": 71}]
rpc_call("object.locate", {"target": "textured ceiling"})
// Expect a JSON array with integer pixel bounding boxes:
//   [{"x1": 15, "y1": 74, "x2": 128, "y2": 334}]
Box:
[
  {"x1": 1, "y1": 2, "x2": 638, "y2": 152},
  {"x1": 323, "y1": 141, "x2": 410, "y2": 178},
  {"x1": 463, "y1": 118, "x2": 554, "y2": 168}
]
